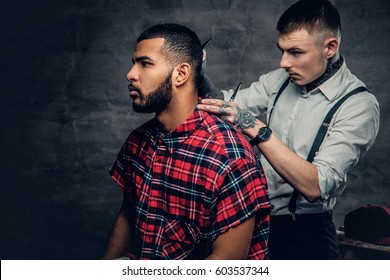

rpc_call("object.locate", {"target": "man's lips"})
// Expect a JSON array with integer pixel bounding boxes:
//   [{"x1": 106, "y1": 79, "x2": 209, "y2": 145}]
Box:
[
  {"x1": 129, "y1": 90, "x2": 139, "y2": 97},
  {"x1": 128, "y1": 85, "x2": 140, "y2": 97}
]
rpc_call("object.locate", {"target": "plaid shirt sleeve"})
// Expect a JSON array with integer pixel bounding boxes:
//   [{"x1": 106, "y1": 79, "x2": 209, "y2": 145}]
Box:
[
  {"x1": 211, "y1": 156, "x2": 270, "y2": 259},
  {"x1": 109, "y1": 141, "x2": 128, "y2": 193},
  {"x1": 109, "y1": 120, "x2": 154, "y2": 194}
]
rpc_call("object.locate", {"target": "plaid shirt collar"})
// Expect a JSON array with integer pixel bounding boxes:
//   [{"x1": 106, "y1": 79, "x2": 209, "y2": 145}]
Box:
[{"x1": 154, "y1": 108, "x2": 206, "y2": 155}]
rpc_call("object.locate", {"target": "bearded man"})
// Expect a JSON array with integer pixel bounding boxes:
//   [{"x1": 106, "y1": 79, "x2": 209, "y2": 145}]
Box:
[{"x1": 102, "y1": 23, "x2": 270, "y2": 260}]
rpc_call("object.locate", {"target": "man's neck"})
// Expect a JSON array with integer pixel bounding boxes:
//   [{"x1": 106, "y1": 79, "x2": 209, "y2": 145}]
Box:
[{"x1": 156, "y1": 94, "x2": 198, "y2": 132}]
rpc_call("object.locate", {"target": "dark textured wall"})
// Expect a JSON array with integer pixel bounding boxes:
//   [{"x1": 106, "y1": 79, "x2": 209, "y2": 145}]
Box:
[{"x1": 1, "y1": 0, "x2": 389, "y2": 259}]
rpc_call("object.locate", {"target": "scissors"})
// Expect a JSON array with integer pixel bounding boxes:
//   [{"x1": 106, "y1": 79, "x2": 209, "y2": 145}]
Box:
[
  {"x1": 229, "y1": 82, "x2": 242, "y2": 101},
  {"x1": 201, "y1": 38, "x2": 212, "y2": 49}
]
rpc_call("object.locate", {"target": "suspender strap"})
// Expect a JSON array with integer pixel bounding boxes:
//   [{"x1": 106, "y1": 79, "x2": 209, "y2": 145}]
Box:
[
  {"x1": 288, "y1": 86, "x2": 368, "y2": 218},
  {"x1": 306, "y1": 86, "x2": 367, "y2": 163},
  {"x1": 268, "y1": 78, "x2": 290, "y2": 125}
]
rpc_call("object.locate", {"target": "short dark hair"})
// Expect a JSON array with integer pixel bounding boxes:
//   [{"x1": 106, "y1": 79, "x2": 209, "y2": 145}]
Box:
[
  {"x1": 137, "y1": 23, "x2": 203, "y2": 85},
  {"x1": 277, "y1": 0, "x2": 341, "y2": 42}
]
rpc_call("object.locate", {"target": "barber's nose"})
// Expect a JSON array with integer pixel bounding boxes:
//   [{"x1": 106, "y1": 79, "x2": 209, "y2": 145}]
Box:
[{"x1": 280, "y1": 53, "x2": 292, "y2": 69}]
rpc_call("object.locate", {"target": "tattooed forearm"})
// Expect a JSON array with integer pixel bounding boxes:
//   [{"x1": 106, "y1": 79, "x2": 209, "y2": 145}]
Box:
[{"x1": 235, "y1": 107, "x2": 256, "y2": 132}]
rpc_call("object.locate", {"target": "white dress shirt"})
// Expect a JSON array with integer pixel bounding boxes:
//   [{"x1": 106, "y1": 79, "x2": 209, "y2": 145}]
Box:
[{"x1": 223, "y1": 59, "x2": 380, "y2": 215}]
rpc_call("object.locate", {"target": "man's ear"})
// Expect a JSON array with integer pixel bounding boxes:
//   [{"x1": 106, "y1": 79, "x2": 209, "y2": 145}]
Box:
[
  {"x1": 324, "y1": 37, "x2": 339, "y2": 59},
  {"x1": 173, "y1": 63, "x2": 191, "y2": 87}
]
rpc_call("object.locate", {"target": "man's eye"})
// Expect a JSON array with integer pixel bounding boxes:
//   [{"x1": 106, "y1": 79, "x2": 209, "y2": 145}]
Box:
[{"x1": 141, "y1": 61, "x2": 151, "y2": 67}]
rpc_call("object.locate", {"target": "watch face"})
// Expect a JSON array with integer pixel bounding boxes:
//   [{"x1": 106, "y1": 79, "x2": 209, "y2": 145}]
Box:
[
  {"x1": 250, "y1": 126, "x2": 272, "y2": 146},
  {"x1": 259, "y1": 127, "x2": 272, "y2": 141}
]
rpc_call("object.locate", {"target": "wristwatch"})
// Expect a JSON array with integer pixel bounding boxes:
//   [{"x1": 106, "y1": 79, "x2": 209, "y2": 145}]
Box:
[{"x1": 249, "y1": 126, "x2": 272, "y2": 146}]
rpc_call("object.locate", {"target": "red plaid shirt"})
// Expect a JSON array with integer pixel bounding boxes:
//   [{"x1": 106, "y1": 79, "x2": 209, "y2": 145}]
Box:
[{"x1": 110, "y1": 109, "x2": 270, "y2": 259}]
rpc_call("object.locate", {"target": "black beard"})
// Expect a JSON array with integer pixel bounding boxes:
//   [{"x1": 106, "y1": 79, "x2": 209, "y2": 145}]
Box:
[{"x1": 132, "y1": 72, "x2": 173, "y2": 114}]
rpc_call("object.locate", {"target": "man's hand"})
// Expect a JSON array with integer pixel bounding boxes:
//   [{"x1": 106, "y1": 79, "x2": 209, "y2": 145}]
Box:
[{"x1": 197, "y1": 99, "x2": 258, "y2": 135}]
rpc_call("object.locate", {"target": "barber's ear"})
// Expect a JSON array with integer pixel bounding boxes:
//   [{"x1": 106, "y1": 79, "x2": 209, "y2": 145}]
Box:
[
  {"x1": 324, "y1": 37, "x2": 339, "y2": 59},
  {"x1": 173, "y1": 63, "x2": 191, "y2": 86}
]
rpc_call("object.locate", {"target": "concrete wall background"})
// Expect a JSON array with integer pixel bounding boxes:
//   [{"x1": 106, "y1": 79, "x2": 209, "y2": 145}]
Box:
[{"x1": 1, "y1": 0, "x2": 389, "y2": 259}]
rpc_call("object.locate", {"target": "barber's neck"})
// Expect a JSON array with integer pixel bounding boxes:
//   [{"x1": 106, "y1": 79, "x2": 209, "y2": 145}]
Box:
[
  {"x1": 330, "y1": 52, "x2": 340, "y2": 64},
  {"x1": 306, "y1": 53, "x2": 343, "y2": 92}
]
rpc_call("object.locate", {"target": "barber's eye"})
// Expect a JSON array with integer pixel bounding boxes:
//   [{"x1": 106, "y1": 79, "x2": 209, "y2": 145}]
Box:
[{"x1": 290, "y1": 51, "x2": 302, "y2": 56}]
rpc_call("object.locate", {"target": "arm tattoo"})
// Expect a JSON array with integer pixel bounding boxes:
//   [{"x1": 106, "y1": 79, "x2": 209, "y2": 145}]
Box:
[{"x1": 235, "y1": 107, "x2": 256, "y2": 132}]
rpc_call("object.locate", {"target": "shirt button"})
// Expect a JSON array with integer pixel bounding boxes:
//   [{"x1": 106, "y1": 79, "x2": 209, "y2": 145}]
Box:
[{"x1": 156, "y1": 158, "x2": 162, "y2": 163}]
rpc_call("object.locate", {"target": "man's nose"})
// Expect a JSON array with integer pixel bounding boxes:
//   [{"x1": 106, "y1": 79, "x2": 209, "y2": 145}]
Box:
[{"x1": 126, "y1": 66, "x2": 137, "y2": 82}]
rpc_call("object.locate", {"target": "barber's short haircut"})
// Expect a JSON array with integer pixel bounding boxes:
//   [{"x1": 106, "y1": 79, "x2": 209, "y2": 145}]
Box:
[
  {"x1": 277, "y1": 0, "x2": 341, "y2": 44},
  {"x1": 137, "y1": 23, "x2": 203, "y2": 85}
]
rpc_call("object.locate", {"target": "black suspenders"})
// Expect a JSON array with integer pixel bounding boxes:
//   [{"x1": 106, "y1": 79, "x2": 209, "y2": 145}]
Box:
[
  {"x1": 268, "y1": 79, "x2": 368, "y2": 220},
  {"x1": 268, "y1": 78, "x2": 290, "y2": 124}
]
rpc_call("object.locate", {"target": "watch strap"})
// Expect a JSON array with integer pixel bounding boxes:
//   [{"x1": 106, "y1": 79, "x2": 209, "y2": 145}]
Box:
[{"x1": 249, "y1": 135, "x2": 262, "y2": 146}]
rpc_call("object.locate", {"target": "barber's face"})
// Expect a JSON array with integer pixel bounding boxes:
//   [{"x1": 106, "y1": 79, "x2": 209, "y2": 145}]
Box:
[
  {"x1": 277, "y1": 28, "x2": 328, "y2": 86},
  {"x1": 127, "y1": 38, "x2": 173, "y2": 114}
]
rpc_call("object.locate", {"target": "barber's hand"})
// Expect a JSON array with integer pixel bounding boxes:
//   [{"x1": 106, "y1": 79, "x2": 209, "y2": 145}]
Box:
[
  {"x1": 198, "y1": 50, "x2": 209, "y2": 98},
  {"x1": 197, "y1": 99, "x2": 258, "y2": 135},
  {"x1": 202, "y1": 50, "x2": 207, "y2": 71},
  {"x1": 198, "y1": 44, "x2": 224, "y2": 99}
]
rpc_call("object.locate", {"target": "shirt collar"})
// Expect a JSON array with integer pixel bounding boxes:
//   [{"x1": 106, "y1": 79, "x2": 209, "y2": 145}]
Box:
[
  {"x1": 155, "y1": 108, "x2": 206, "y2": 154},
  {"x1": 301, "y1": 56, "x2": 347, "y2": 101}
]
